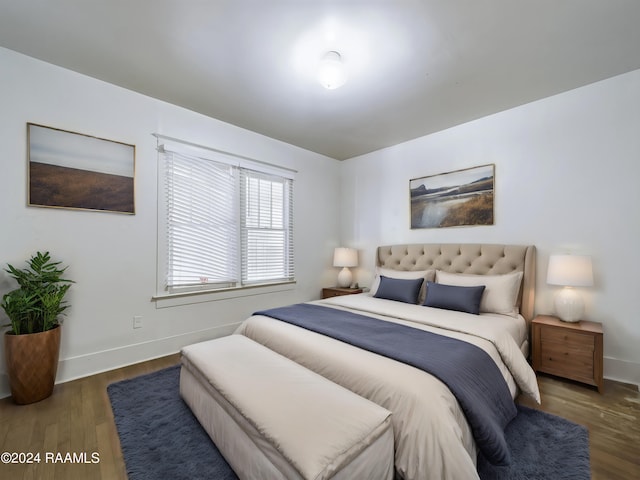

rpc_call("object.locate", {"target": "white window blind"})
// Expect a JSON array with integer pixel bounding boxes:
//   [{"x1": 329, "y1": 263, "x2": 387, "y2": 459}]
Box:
[
  {"x1": 164, "y1": 151, "x2": 239, "y2": 289},
  {"x1": 160, "y1": 143, "x2": 294, "y2": 293},
  {"x1": 241, "y1": 170, "x2": 294, "y2": 284}
]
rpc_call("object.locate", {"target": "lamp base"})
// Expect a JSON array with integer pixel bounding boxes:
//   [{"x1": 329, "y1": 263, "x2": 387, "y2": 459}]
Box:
[
  {"x1": 554, "y1": 287, "x2": 584, "y2": 322},
  {"x1": 337, "y1": 267, "x2": 353, "y2": 288}
]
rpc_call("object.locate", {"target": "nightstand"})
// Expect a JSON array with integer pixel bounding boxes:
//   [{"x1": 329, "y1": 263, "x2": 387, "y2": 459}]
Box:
[
  {"x1": 532, "y1": 315, "x2": 603, "y2": 393},
  {"x1": 322, "y1": 287, "x2": 363, "y2": 299}
]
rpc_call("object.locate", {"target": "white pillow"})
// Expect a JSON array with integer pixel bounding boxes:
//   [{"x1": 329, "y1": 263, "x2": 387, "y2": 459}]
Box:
[
  {"x1": 435, "y1": 270, "x2": 523, "y2": 317},
  {"x1": 370, "y1": 268, "x2": 435, "y2": 304}
]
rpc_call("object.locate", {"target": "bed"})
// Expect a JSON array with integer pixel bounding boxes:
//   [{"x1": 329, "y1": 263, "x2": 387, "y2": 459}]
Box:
[{"x1": 233, "y1": 243, "x2": 540, "y2": 480}]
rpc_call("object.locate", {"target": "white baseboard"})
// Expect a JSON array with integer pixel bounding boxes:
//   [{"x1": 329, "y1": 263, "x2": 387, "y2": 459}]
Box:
[
  {"x1": 604, "y1": 356, "x2": 640, "y2": 390},
  {"x1": 3, "y1": 337, "x2": 637, "y2": 399},
  {"x1": 0, "y1": 322, "x2": 240, "y2": 400}
]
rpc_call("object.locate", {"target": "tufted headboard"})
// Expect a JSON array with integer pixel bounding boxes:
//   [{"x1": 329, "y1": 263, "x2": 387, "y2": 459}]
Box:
[{"x1": 376, "y1": 244, "x2": 536, "y2": 324}]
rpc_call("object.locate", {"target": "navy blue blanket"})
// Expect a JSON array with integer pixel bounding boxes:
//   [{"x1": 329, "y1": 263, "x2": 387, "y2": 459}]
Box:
[{"x1": 255, "y1": 303, "x2": 517, "y2": 466}]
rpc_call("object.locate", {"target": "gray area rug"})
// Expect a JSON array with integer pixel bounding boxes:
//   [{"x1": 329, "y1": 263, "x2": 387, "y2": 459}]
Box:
[{"x1": 108, "y1": 365, "x2": 590, "y2": 480}]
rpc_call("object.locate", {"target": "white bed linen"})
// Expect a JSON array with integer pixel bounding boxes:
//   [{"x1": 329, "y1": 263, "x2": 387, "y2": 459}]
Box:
[
  {"x1": 235, "y1": 294, "x2": 540, "y2": 480},
  {"x1": 320, "y1": 294, "x2": 537, "y2": 400}
]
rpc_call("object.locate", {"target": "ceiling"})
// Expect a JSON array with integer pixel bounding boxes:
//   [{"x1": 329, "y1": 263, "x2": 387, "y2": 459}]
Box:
[{"x1": 1, "y1": 1, "x2": 639, "y2": 160}]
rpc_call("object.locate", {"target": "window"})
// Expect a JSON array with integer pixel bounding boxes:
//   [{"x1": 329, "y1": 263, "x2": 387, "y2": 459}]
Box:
[
  {"x1": 241, "y1": 170, "x2": 294, "y2": 285},
  {"x1": 158, "y1": 142, "x2": 294, "y2": 295}
]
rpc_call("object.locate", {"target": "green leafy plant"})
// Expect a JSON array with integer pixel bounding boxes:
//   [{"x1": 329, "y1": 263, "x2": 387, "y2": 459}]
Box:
[{"x1": 1, "y1": 252, "x2": 74, "y2": 335}]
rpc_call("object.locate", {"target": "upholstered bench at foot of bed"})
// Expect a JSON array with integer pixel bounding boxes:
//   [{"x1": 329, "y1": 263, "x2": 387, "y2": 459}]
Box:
[{"x1": 180, "y1": 334, "x2": 394, "y2": 480}]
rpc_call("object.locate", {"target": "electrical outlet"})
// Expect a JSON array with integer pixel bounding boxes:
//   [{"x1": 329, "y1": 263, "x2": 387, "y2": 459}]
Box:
[{"x1": 133, "y1": 315, "x2": 143, "y2": 329}]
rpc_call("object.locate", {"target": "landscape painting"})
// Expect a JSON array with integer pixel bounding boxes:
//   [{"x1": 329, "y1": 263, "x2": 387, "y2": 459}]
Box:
[
  {"x1": 410, "y1": 164, "x2": 494, "y2": 229},
  {"x1": 28, "y1": 123, "x2": 135, "y2": 214}
]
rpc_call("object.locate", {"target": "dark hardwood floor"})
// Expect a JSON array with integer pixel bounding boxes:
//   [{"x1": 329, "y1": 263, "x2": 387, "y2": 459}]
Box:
[
  {"x1": 0, "y1": 355, "x2": 638, "y2": 479},
  {"x1": 0, "y1": 354, "x2": 180, "y2": 480}
]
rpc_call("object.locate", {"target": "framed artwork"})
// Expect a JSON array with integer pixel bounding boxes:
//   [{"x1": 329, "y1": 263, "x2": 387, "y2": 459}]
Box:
[
  {"x1": 27, "y1": 123, "x2": 135, "y2": 214},
  {"x1": 410, "y1": 164, "x2": 494, "y2": 229}
]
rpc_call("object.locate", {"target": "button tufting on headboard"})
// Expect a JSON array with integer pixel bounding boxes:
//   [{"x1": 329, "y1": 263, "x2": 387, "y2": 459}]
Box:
[{"x1": 376, "y1": 243, "x2": 536, "y2": 323}]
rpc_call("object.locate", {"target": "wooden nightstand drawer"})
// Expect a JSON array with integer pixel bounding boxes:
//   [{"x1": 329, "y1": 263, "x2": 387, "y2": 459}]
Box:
[
  {"x1": 540, "y1": 328, "x2": 595, "y2": 351},
  {"x1": 539, "y1": 347, "x2": 594, "y2": 380}
]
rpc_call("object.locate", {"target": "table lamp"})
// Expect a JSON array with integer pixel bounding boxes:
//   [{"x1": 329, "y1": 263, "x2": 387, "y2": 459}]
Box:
[
  {"x1": 546, "y1": 254, "x2": 593, "y2": 322},
  {"x1": 333, "y1": 247, "x2": 358, "y2": 288}
]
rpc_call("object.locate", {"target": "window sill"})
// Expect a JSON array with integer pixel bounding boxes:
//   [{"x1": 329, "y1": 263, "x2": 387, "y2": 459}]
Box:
[{"x1": 152, "y1": 281, "x2": 296, "y2": 309}]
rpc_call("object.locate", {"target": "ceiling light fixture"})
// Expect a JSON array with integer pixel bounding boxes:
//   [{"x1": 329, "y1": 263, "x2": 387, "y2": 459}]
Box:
[{"x1": 318, "y1": 51, "x2": 347, "y2": 90}]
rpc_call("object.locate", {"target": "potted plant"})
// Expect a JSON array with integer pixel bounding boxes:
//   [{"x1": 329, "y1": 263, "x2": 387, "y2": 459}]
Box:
[{"x1": 1, "y1": 251, "x2": 73, "y2": 404}]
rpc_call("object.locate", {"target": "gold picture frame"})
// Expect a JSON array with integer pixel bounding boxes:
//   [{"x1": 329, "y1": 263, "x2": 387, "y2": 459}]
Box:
[
  {"x1": 27, "y1": 123, "x2": 135, "y2": 214},
  {"x1": 410, "y1": 164, "x2": 494, "y2": 229}
]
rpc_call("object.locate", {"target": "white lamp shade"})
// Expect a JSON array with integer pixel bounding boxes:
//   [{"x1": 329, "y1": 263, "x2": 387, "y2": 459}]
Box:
[
  {"x1": 333, "y1": 248, "x2": 358, "y2": 268},
  {"x1": 546, "y1": 254, "x2": 593, "y2": 287}
]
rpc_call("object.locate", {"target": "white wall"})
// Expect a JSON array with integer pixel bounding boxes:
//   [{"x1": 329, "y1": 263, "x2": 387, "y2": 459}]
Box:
[
  {"x1": 340, "y1": 69, "x2": 640, "y2": 387},
  {"x1": 0, "y1": 47, "x2": 341, "y2": 397},
  {"x1": 2, "y1": 44, "x2": 638, "y2": 394}
]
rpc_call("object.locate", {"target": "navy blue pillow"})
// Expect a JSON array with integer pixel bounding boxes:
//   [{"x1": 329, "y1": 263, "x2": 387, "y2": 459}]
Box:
[
  {"x1": 423, "y1": 281, "x2": 486, "y2": 315},
  {"x1": 374, "y1": 276, "x2": 424, "y2": 304}
]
